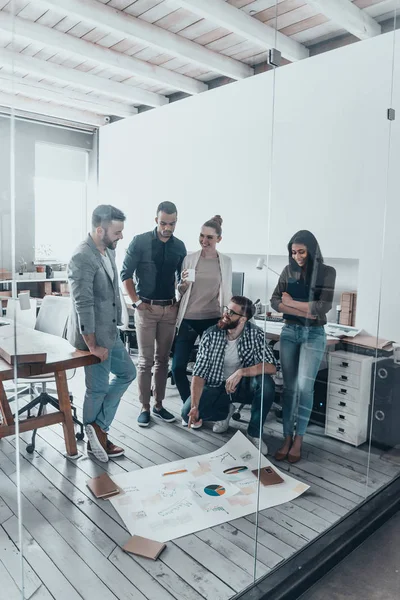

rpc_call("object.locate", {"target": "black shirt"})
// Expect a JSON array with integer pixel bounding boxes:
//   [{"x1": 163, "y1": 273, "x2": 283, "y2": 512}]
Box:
[
  {"x1": 120, "y1": 228, "x2": 187, "y2": 300},
  {"x1": 270, "y1": 264, "x2": 336, "y2": 326}
]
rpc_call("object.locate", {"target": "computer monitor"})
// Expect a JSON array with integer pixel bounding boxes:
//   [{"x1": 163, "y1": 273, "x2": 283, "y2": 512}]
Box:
[{"x1": 232, "y1": 272, "x2": 245, "y2": 297}]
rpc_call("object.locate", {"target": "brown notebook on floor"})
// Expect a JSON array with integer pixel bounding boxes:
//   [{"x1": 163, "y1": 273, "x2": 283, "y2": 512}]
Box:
[
  {"x1": 87, "y1": 473, "x2": 120, "y2": 499},
  {"x1": 122, "y1": 535, "x2": 166, "y2": 560},
  {"x1": 252, "y1": 466, "x2": 284, "y2": 486}
]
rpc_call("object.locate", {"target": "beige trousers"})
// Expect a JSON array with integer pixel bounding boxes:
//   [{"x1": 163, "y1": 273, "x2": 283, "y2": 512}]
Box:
[{"x1": 134, "y1": 303, "x2": 178, "y2": 407}]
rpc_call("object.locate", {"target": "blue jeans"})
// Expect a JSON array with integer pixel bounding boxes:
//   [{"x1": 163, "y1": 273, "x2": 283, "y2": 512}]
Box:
[
  {"x1": 181, "y1": 374, "x2": 275, "y2": 438},
  {"x1": 172, "y1": 317, "x2": 220, "y2": 402},
  {"x1": 83, "y1": 336, "x2": 137, "y2": 432},
  {"x1": 280, "y1": 324, "x2": 326, "y2": 437}
]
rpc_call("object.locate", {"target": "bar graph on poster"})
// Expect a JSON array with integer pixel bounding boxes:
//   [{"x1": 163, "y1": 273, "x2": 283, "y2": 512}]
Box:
[{"x1": 110, "y1": 432, "x2": 309, "y2": 543}]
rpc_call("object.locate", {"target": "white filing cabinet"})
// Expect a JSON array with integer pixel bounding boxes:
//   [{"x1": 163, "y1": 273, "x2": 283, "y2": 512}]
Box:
[{"x1": 325, "y1": 350, "x2": 374, "y2": 446}]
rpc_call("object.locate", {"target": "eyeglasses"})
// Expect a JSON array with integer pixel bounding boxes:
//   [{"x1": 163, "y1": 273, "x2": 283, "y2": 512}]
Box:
[{"x1": 223, "y1": 306, "x2": 243, "y2": 317}]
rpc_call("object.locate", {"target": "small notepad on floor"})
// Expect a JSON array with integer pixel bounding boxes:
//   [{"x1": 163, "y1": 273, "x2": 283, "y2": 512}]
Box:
[
  {"x1": 87, "y1": 473, "x2": 120, "y2": 499},
  {"x1": 252, "y1": 466, "x2": 284, "y2": 486},
  {"x1": 122, "y1": 535, "x2": 166, "y2": 560}
]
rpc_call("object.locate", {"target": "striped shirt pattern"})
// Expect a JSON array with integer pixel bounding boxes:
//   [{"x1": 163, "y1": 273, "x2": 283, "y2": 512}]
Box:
[{"x1": 193, "y1": 322, "x2": 276, "y2": 387}]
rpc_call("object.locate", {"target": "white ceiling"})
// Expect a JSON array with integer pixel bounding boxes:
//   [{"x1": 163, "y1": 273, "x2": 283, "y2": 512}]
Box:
[{"x1": 0, "y1": 0, "x2": 398, "y2": 128}]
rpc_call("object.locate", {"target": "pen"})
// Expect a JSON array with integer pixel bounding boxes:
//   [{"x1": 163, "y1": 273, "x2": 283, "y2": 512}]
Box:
[{"x1": 162, "y1": 469, "x2": 188, "y2": 476}]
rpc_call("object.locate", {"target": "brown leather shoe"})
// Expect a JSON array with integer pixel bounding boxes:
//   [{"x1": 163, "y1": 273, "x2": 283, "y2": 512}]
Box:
[
  {"x1": 85, "y1": 422, "x2": 108, "y2": 463},
  {"x1": 287, "y1": 450, "x2": 302, "y2": 464},
  {"x1": 287, "y1": 435, "x2": 302, "y2": 463},
  {"x1": 87, "y1": 437, "x2": 125, "y2": 459},
  {"x1": 106, "y1": 439, "x2": 125, "y2": 458},
  {"x1": 275, "y1": 448, "x2": 289, "y2": 461},
  {"x1": 274, "y1": 436, "x2": 293, "y2": 461}
]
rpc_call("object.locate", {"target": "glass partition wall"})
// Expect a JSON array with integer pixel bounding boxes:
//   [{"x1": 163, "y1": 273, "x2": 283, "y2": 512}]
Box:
[
  {"x1": 2, "y1": 2, "x2": 400, "y2": 600},
  {"x1": 368, "y1": 10, "x2": 400, "y2": 494},
  {"x1": 0, "y1": 2, "x2": 26, "y2": 597},
  {"x1": 250, "y1": 6, "x2": 400, "y2": 599}
]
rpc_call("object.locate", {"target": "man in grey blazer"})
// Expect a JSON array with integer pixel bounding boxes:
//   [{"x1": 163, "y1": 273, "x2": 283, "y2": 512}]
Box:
[{"x1": 68, "y1": 204, "x2": 136, "y2": 463}]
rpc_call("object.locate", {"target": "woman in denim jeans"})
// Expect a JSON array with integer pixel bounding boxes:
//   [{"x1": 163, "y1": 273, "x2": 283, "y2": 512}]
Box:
[{"x1": 270, "y1": 230, "x2": 336, "y2": 463}]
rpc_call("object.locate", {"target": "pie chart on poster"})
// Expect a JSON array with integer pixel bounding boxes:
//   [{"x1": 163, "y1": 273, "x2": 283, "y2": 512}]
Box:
[
  {"x1": 204, "y1": 484, "x2": 226, "y2": 497},
  {"x1": 223, "y1": 466, "x2": 248, "y2": 475}
]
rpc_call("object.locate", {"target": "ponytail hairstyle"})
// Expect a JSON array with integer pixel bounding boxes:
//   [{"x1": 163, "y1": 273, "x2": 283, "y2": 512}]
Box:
[{"x1": 203, "y1": 215, "x2": 223, "y2": 237}]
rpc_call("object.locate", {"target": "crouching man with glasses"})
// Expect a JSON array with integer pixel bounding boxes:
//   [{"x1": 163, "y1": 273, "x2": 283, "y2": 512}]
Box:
[{"x1": 181, "y1": 296, "x2": 276, "y2": 454}]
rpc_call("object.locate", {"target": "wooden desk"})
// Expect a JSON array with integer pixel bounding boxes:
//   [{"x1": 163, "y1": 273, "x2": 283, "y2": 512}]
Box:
[
  {"x1": 0, "y1": 324, "x2": 99, "y2": 457},
  {"x1": 254, "y1": 318, "x2": 339, "y2": 346}
]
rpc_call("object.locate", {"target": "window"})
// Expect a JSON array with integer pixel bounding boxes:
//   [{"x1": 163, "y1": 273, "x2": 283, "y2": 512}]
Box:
[{"x1": 34, "y1": 143, "x2": 88, "y2": 263}]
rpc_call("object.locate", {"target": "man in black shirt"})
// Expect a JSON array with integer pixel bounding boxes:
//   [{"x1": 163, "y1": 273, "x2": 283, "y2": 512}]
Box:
[{"x1": 121, "y1": 202, "x2": 186, "y2": 426}]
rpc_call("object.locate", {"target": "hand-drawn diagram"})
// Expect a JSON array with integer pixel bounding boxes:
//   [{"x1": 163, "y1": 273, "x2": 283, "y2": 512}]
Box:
[{"x1": 110, "y1": 431, "x2": 309, "y2": 543}]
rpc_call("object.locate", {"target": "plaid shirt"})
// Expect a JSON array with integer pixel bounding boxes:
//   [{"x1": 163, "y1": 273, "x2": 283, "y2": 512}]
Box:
[{"x1": 193, "y1": 321, "x2": 276, "y2": 387}]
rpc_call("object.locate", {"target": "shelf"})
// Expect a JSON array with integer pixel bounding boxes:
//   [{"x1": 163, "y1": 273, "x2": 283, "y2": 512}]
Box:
[{"x1": 0, "y1": 277, "x2": 68, "y2": 284}]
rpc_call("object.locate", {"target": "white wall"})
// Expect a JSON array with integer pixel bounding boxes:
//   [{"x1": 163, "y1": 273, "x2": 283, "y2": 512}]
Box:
[{"x1": 99, "y1": 30, "x2": 400, "y2": 341}]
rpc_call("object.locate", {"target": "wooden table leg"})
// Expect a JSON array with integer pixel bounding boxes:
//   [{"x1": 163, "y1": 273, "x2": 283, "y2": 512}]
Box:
[
  {"x1": 0, "y1": 381, "x2": 14, "y2": 426},
  {"x1": 55, "y1": 370, "x2": 78, "y2": 457}
]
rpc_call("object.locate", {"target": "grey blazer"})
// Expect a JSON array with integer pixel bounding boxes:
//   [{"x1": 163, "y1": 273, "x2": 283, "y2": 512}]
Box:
[{"x1": 67, "y1": 235, "x2": 122, "y2": 351}]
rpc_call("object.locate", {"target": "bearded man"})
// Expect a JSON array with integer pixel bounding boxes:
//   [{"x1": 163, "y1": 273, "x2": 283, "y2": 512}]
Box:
[
  {"x1": 68, "y1": 204, "x2": 136, "y2": 463},
  {"x1": 181, "y1": 296, "x2": 276, "y2": 455}
]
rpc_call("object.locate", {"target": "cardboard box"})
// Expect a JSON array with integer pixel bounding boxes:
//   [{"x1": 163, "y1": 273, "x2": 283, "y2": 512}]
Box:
[
  {"x1": 0, "y1": 269, "x2": 12, "y2": 281},
  {"x1": 340, "y1": 292, "x2": 357, "y2": 327}
]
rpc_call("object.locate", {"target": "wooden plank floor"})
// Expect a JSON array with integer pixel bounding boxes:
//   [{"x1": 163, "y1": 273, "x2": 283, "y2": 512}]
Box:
[{"x1": 1, "y1": 367, "x2": 399, "y2": 600}]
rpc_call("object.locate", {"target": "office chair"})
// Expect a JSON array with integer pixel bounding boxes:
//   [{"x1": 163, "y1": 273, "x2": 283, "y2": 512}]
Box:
[
  {"x1": 118, "y1": 288, "x2": 137, "y2": 354},
  {"x1": 12, "y1": 295, "x2": 84, "y2": 453},
  {"x1": 6, "y1": 297, "x2": 37, "y2": 328},
  {"x1": 4, "y1": 297, "x2": 38, "y2": 400}
]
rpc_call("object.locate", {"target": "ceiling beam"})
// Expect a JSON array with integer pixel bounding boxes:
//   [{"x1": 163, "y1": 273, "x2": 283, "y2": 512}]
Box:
[
  {"x1": 305, "y1": 0, "x2": 381, "y2": 40},
  {"x1": 0, "y1": 91, "x2": 106, "y2": 126},
  {"x1": 0, "y1": 12, "x2": 206, "y2": 96},
  {"x1": 0, "y1": 48, "x2": 167, "y2": 107},
  {"x1": 0, "y1": 75, "x2": 136, "y2": 118},
  {"x1": 174, "y1": 0, "x2": 309, "y2": 62},
  {"x1": 36, "y1": 0, "x2": 254, "y2": 80}
]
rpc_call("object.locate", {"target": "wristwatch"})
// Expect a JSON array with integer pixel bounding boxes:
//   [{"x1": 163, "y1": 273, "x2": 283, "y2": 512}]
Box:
[{"x1": 133, "y1": 299, "x2": 143, "y2": 309}]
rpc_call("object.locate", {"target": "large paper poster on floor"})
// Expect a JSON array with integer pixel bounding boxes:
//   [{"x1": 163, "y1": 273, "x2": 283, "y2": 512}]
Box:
[{"x1": 110, "y1": 431, "x2": 309, "y2": 543}]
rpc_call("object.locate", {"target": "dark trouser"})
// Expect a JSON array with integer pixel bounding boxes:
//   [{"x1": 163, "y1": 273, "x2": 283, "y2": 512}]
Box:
[
  {"x1": 172, "y1": 317, "x2": 220, "y2": 402},
  {"x1": 181, "y1": 374, "x2": 275, "y2": 438}
]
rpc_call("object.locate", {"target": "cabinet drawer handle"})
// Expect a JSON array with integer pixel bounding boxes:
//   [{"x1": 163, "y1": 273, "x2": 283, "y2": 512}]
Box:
[
  {"x1": 339, "y1": 401, "x2": 346, "y2": 407},
  {"x1": 341, "y1": 361, "x2": 349, "y2": 368},
  {"x1": 339, "y1": 388, "x2": 347, "y2": 395},
  {"x1": 338, "y1": 414, "x2": 345, "y2": 420},
  {"x1": 338, "y1": 427, "x2": 345, "y2": 433},
  {"x1": 340, "y1": 375, "x2": 348, "y2": 381}
]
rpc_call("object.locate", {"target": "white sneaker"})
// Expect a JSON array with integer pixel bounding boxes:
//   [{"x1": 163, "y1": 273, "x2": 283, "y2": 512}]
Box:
[
  {"x1": 213, "y1": 405, "x2": 235, "y2": 434},
  {"x1": 181, "y1": 419, "x2": 188, "y2": 427},
  {"x1": 247, "y1": 434, "x2": 268, "y2": 455}
]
